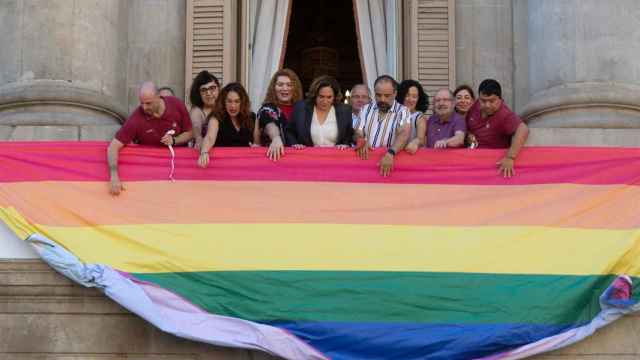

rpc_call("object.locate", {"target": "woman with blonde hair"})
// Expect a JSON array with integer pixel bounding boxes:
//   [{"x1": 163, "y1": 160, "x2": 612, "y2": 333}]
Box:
[{"x1": 256, "y1": 68, "x2": 304, "y2": 161}]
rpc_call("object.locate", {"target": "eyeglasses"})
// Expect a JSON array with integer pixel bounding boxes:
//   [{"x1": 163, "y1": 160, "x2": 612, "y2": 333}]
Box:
[{"x1": 200, "y1": 85, "x2": 218, "y2": 94}]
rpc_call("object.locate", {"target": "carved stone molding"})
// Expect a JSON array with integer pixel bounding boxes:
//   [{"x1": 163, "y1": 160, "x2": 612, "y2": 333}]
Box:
[
  {"x1": 0, "y1": 81, "x2": 127, "y2": 127},
  {"x1": 521, "y1": 82, "x2": 640, "y2": 128}
]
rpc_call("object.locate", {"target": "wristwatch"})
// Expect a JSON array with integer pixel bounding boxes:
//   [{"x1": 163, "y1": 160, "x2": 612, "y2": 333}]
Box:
[{"x1": 387, "y1": 148, "x2": 397, "y2": 156}]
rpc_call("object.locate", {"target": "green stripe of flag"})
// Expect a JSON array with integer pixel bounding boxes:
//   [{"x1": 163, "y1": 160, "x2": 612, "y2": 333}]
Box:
[{"x1": 134, "y1": 271, "x2": 635, "y2": 325}]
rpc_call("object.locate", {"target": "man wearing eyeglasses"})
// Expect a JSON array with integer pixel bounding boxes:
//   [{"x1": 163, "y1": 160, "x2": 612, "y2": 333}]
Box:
[
  {"x1": 406, "y1": 88, "x2": 466, "y2": 152},
  {"x1": 107, "y1": 81, "x2": 193, "y2": 196}
]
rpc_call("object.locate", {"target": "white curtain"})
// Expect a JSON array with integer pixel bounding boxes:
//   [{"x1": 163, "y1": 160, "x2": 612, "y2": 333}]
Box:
[
  {"x1": 354, "y1": 0, "x2": 399, "y2": 91},
  {"x1": 248, "y1": 0, "x2": 291, "y2": 110}
]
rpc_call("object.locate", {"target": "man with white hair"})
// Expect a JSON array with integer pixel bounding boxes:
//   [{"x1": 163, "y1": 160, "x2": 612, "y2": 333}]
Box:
[
  {"x1": 107, "y1": 81, "x2": 193, "y2": 195},
  {"x1": 349, "y1": 84, "x2": 371, "y2": 129},
  {"x1": 406, "y1": 88, "x2": 466, "y2": 152}
]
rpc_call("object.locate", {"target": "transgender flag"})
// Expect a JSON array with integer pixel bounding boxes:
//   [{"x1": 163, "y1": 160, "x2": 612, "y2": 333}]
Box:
[{"x1": 0, "y1": 142, "x2": 639, "y2": 359}]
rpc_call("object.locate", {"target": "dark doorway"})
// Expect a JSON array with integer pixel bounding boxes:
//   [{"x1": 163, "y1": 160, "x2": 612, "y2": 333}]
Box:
[{"x1": 283, "y1": 0, "x2": 363, "y2": 97}]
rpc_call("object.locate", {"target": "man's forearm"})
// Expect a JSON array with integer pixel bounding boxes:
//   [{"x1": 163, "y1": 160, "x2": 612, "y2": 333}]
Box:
[
  {"x1": 390, "y1": 124, "x2": 410, "y2": 152},
  {"x1": 507, "y1": 123, "x2": 529, "y2": 159},
  {"x1": 446, "y1": 132, "x2": 465, "y2": 148},
  {"x1": 107, "y1": 141, "x2": 121, "y2": 177}
]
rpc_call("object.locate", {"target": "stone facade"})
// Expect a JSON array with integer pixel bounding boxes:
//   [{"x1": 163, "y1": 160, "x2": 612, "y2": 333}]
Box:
[
  {"x1": 454, "y1": 0, "x2": 640, "y2": 147},
  {"x1": 0, "y1": 0, "x2": 185, "y2": 141}
]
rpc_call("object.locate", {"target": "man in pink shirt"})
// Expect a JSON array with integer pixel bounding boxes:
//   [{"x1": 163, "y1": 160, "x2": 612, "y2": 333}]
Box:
[
  {"x1": 107, "y1": 81, "x2": 193, "y2": 195},
  {"x1": 466, "y1": 79, "x2": 529, "y2": 178}
]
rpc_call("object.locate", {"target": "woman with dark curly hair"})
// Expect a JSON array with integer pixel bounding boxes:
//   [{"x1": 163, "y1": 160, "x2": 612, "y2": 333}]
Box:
[
  {"x1": 453, "y1": 84, "x2": 475, "y2": 117},
  {"x1": 198, "y1": 83, "x2": 255, "y2": 168},
  {"x1": 286, "y1": 75, "x2": 353, "y2": 148},
  {"x1": 256, "y1": 68, "x2": 304, "y2": 161},
  {"x1": 189, "y1": 70, "x2": 220, "y2": 149},
  {"x1": 396, "y1": 80, "x2": 429, "y2": 141}
]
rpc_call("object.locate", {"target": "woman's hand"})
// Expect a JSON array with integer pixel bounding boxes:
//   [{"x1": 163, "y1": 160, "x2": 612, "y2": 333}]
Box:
[{"x1": 198, "y1": 152, "x2": 210, "y2": 168}]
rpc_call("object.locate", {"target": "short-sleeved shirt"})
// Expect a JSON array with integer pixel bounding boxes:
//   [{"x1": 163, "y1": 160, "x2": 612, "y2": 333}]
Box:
[
  {"x1": 115, "y1": 96, "x2": 192, "y2": 145},
  {"x1": 356, "y1": 101, "x2": 410, "y2": 148},
  {"x1": 214, "y1": 113, "x2": 255, "y2": 147},
  {"x1": 410, "y1": 111, "x2": 424, "y2": 140},
  {"x1": 466, "y1": 100, "x2": 522, "y2": 148},
  {"x1": 257, "y1": 103, "x2": 291, "y2": 145},
  {"x1": 426, "y1": 112, "x2": 466, "y2": 148}
]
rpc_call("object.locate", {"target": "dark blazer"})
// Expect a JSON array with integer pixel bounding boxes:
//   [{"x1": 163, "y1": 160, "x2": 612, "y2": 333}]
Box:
[{"x1": 285, "y1": 100, "x2": 354, "y2": 146}]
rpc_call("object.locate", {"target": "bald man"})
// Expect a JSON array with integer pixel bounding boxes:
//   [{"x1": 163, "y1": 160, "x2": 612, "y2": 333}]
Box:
[{"x1": 107, "y1": 81, "x2": 193, "y2": 195}]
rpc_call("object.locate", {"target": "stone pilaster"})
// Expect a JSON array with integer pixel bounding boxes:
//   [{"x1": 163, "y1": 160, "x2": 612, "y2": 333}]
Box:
[
  {"x1": 521, "y1": 0, "x2": 640, "y2": 146},
  {"x1": 126, "y1": 0, "x2": 186, "y2": 113},
  {"x1": 0, "y1": 0, "x2": 129, "y2": 140},
  {"x1": 455, "y1": 0, "x2": 515, "y2": 107}
]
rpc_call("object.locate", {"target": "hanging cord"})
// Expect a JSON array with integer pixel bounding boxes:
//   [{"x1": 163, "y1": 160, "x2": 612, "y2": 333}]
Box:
[{"x1": 165, "y1": 130, "x2": 176, "y2": 182}]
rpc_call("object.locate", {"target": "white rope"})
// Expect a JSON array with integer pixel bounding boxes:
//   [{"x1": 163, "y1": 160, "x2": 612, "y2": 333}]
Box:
[{"x1": 165, "y1": 130, "x2": 176, "y2": 182}]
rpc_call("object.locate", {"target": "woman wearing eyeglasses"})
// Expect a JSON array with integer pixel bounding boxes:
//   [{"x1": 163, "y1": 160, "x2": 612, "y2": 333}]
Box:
[{"x1": 189, "y1": 70, "x2": 221, "y2": 149}]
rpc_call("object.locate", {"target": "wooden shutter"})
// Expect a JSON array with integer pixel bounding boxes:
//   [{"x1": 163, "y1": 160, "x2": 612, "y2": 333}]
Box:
[
  {"x1": 405, "y1": 0, "x2": 455, "y2": 111},
  {"x1": 185, "y1": 0, "x2": 237, "y2": 102}
]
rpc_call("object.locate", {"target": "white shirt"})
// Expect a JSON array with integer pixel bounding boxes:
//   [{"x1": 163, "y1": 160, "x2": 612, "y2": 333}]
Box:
[
  {"x1": 410, "y1": 111, "x2": 424, "y2": 140},
  {"x1": 356, "y1": 101, "x2": 410, "y2": 148},
  {"x1": 310, "y1": 106, "x2": 338, "y2": 147}
]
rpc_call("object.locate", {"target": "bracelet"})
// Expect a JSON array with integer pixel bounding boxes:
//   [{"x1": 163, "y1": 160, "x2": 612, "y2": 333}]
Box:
[{"x1": 507, "y1": 155, "x2": 515, "y2": 160}]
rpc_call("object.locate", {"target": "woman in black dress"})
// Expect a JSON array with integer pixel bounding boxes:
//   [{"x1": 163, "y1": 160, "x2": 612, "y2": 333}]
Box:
[{"x1": 198, "y1": 82, "x2": 255, "y2": 168}]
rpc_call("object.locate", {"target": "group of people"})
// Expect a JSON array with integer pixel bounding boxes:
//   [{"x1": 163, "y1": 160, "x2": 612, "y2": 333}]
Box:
[{"x1": 107, "y1": 69, "x2": 529, "y2": 195}]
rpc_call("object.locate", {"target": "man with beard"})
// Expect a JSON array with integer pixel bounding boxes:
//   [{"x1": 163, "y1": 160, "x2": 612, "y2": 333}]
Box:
[
  {"x1": 353, "y1": 75, "x2": 411, "y2": 177},
  {"x1": 107, "y1": 81, "x2": 193, "y2": 195},
  {"x1": 405, "y1": 88, "x2": 466, "y2": 152}
]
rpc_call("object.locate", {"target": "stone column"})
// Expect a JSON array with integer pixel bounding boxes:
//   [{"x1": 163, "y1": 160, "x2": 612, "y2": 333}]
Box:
[
  {"x1": 126, "y1": 0, "x2": 186, "y2": 113},
  {"x1": 0, "y1": 0, "x2": 128, "y2": 140},
  {"x1": 522, "y1": 0, "x2": 640, "y2": 146},
  {"x1": 455, "y1": 0, "x2": 514, "y2": 107}
]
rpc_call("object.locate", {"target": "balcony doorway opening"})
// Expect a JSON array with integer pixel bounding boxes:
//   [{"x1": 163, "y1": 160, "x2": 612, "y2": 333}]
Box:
[{"x1": 283, "y1": 0, "x2": 364, "y2": 97}]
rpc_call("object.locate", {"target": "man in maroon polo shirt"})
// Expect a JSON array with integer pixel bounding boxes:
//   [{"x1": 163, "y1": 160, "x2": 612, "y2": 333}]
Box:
[
  {"x1": 466, "y1": 79, "x2": 529, "y2": 178},
  {"x1": 107, "y1": 81, "x2": 193, "y2": 195}
]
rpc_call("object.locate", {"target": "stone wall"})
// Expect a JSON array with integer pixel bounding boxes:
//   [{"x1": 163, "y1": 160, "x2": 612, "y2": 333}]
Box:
[
  {"x1": 0, "y1": 0, "x2": 186, "y2": 141},
  {"x1": 455, "y1": 0, "x2": 640, "y2": 147},
  {"x1": 0, "y1": 260, "x2": 279, "y2": 360}
]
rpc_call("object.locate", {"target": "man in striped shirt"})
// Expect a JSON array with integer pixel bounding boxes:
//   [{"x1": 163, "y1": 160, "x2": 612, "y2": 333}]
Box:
[{"x1": 354, "y1": 75, "x2": 411, "y2": 177}]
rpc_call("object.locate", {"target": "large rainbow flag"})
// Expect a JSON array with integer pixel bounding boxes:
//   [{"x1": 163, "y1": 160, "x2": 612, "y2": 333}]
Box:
[{"x1": 1, "y1": 142, "x2": 639, "y2": 359}]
